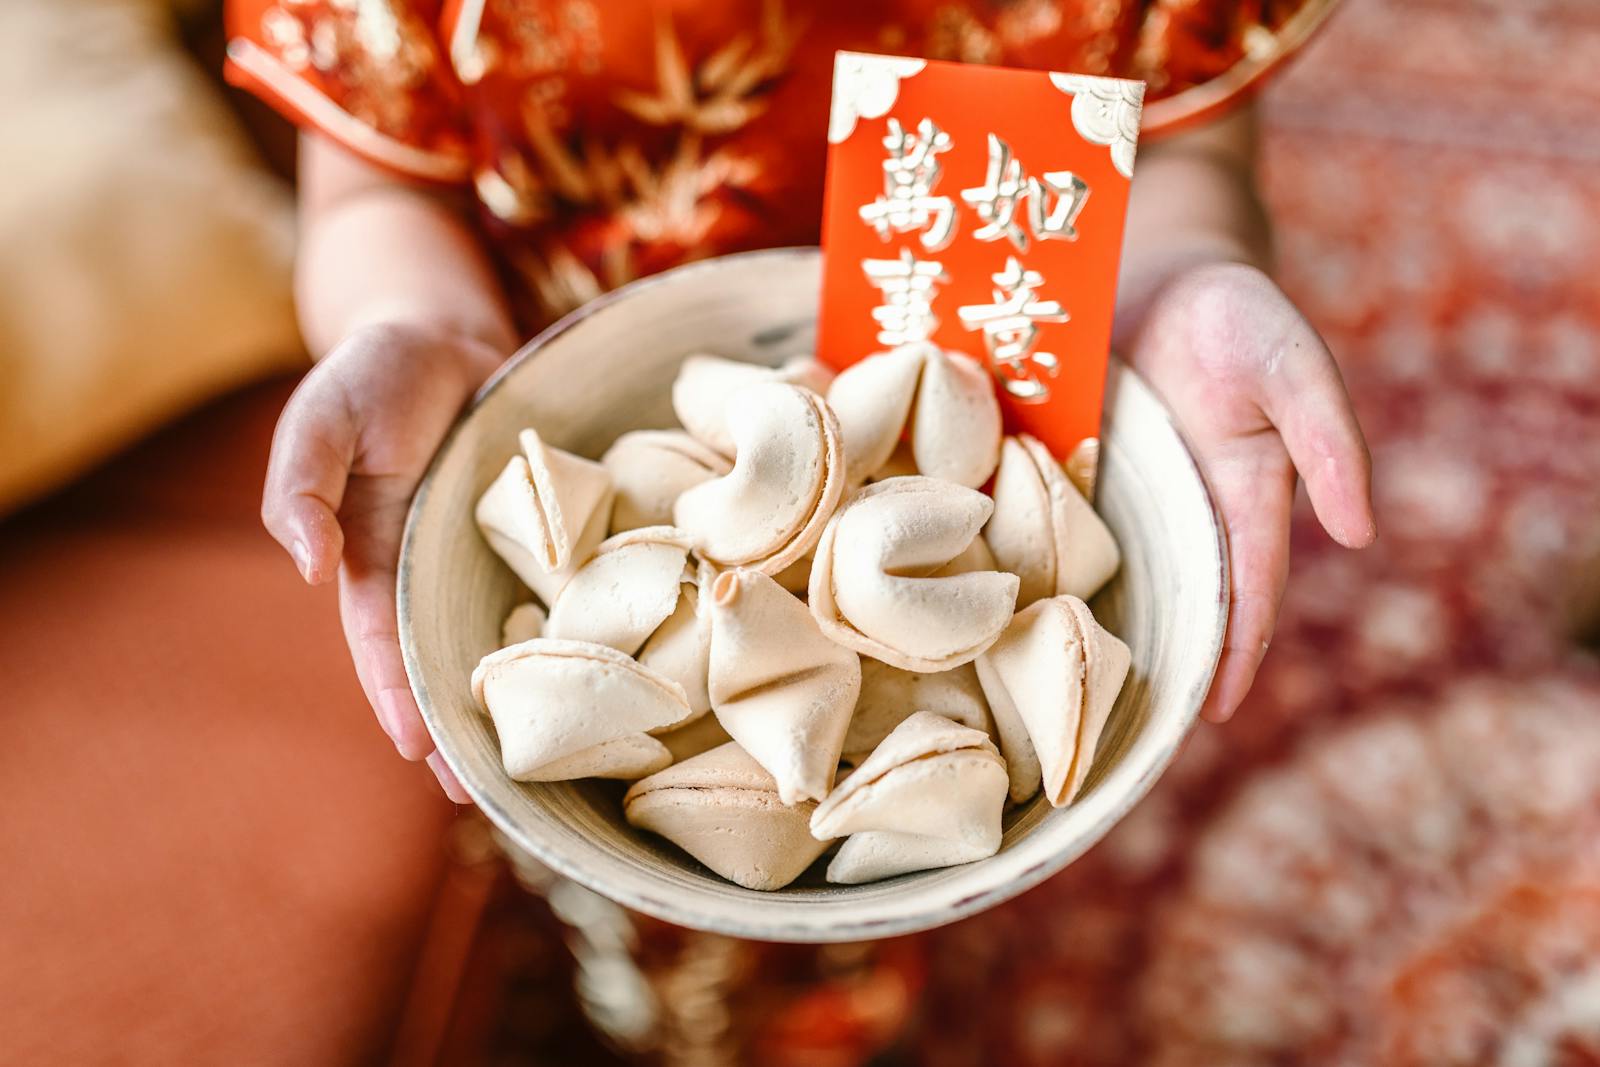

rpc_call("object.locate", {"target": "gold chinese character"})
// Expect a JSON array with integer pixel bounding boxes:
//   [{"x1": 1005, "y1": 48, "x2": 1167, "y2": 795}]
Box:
[
  {"x1": 961, "y1": 136, "x2": 1092, "y2": 250},
  {"x1": 864, "y1": 249, "x2": 948, "y2": 347},
  {"x1": 858, "y1": 118, "x2": 957, "y2": 252},
  {"x1": 1027, "y1": 171, "x2": 1091, "y2": 242},
  {"x1": 960, "y1": 134, "x2": 1030, "y2": 251},
  {"x1": 957, "y1": 257, "x2": 1068, "y2": 402}
]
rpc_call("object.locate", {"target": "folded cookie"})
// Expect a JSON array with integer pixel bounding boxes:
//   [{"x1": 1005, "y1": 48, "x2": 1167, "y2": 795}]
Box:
[
  {"x1": 475, "y1": 428, "x2": 614, "y2": 605},
  {"x1": 637, "y1": 559, "x2": 716, "y2": 720},
  {"x1": 472, "y1": 639, "x2": 693, "y2": 782},
  {"x1": 808, "y1": 477, "x2": 1019, "y2": 672},
  {"x1": 543, "y1": 526, "x2": 694, "y2": 656},
  {"x1": 841, "y1": 659, "x2": 993, "y2": 767},
  {"x1": 602, "y1": 430, "x2": 731, "y2": 534},
  {"x1": 975, "y1": 595, "x2": 1131, "y2": 806},
  {"x1": 937, "y1": 532, "x2": 998, "y2": 577},
  {"x1": 984, "y1": 434, "x2": 1120, "y2": 608},
  {"x1": 826, "y1": 344, "x2": 1001, "y2": 488},
  {"x1": 826, "y1": 831, "x2": 998, "y2": 885},
  {"x1": 674, "y1": 382, "x2": 845, "y2": 576},
  {"x1": 672, "y1": 353, "x2": 834, "y2": 456},
  {"x1": 811, "y1": 712, "x2": 1008, "y2": 883},
  {"x1": 624, "y1": 742, "x2": 829, "y2": 891},
  {"x1": 706, "y1": 568, "x2": 861, "y2": 804}
]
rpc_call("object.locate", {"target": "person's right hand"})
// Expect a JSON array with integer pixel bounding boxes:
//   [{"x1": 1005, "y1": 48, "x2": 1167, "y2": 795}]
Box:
[{"x1": 261, "y1": 321, "x2": 505, "y2": 803}]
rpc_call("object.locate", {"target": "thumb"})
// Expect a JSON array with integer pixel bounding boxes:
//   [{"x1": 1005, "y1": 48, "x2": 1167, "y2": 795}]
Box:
[{"x1": 262, "y1": 370, "x2": 355, "y2": 584}]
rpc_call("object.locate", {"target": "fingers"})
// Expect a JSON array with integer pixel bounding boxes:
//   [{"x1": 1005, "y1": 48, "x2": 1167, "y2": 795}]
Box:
[
  {"x1": 1260, "y1": 312, "x2": 1377, "y2": 551},
  {"x1": 1198, "y1": 436, "x2": 1297, "y2": 724},
  {"x1": 263, "y1": 325, "x2": 513, "y2": 785},
  {"x1": 340, "y1": 566, "x2": 435, "y2": 761},
  {"x1": 338, "y1": 482, "x2": 436, "y2": 761},
  {"x1": 1131, "y1": 263, "x2": 1376, "y2": 724},
  {"x1": 262, "y1": 371, "x2": 355, "y2": 585},
  {"x1": 427, "y1": 752, "x2": 473, "y2": 805}
]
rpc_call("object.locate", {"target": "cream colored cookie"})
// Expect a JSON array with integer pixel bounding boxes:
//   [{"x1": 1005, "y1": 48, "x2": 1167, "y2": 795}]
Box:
[
  {"x1": 471, "y1": 638, "x2": 693, "y2": 782},
  {"x1": 602, "y1": 430, "x2": 731, "y2": 534},
  {"x1": 625, "y1": 742, "x2": 829, "y2": 891},
  {"x1": 808, "y1": 477, "x2": 1019, "y2": 672},
  {"x1": 975, "y1": 595, "x2": 1130, "y2": 806},
  {"x1": 705, "y1": 568, "x2": 860, "y2": 804},
  {"x1": 674, "y1": 382, "x2": 845, "y2": 576},
  {"x1": 825, "y1": 344, "x2": 1000, "y2": 488},
  {"x1": 985, "y1": 434, "x2": 1120, "y2": 608}
]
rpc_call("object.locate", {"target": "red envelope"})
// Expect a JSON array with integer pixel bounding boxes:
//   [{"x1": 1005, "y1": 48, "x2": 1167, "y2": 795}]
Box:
[{"x1": 817, "y1": 52, "x2": 1145, "y2": 463}]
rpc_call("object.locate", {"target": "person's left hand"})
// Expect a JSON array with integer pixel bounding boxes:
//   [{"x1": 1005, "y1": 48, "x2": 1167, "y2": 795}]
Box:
[{"x1": 1125, "y1": 261, "x2": 1376, "y2": 723}]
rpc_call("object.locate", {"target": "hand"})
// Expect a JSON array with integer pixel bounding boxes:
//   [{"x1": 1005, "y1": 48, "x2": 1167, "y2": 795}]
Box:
[
  {"x1": 262, "y1": 321, "x2": 505, "y2": 801},
  {"x1": 1126, "y1": 262, "x2": 1376, "y2": 723}
]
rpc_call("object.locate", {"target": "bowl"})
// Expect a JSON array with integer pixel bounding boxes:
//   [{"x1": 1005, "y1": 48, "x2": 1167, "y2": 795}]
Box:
[{"x1": 399, "y1": 247, "x2": 1226, "y2": 942}]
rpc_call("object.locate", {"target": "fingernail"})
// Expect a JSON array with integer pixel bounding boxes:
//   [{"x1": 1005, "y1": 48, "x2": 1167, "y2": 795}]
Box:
[
  {"x1": 428, "y1": 751, "x2": 472, "y2": 804},
  {"x1": 290, "y1": 538, "x2": 314, "y2": 582}
]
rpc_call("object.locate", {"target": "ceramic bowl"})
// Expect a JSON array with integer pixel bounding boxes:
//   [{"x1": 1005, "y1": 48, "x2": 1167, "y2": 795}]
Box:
[{"x1": 399, "y1": 247, "x2": 1226, "y2": 942}]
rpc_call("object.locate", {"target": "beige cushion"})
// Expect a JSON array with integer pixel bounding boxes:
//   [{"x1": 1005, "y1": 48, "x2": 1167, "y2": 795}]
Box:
[{"x1": 0, "y1": 0, "x2": 301, "y2": 513}]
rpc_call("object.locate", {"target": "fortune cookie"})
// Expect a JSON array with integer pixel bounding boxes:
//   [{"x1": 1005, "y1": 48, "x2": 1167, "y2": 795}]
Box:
[
  {"x1": 811, "y1": 712, "x2": 1008, "y2": 883},
  {"x1": 544, "y1": 526, "x2": 694, "y2": 656},
  {"x1": 808, "y1": 477, "x2": 1020, "y2": 672},
  {"x1": 637, "y1": 560, "x2": 716, "y2": 719},
  {"x1": 672, "y1": 353, "x2": 834, "y2": 456},
  {"x1": 602, "y1": 430, "x2": 731, "y2": 534},
  {"x1": 706, "y1": 568, "x2": 861, "y2": 805},
  {"x1": 624, "y1": 742, "x2": 830, "y2": 891},
  {"x1": 841, "y1": 659, "x2": 993, "y2": 767},
  {"x1": 937, "y1": 532, "x2": 998, "y2": 576},
  {"x1": 826, "y1": 344, "x2": 1001, "y2": 488},
  {"x1": 674, "y1": 382, "x2": 845, "y2": 576},
  {"x1": 975, "y1": 595, "x2": 1131, "y2": 806},
  {"x1": 475, "y1": 428, "x2": 614, "y2": 605},
  {"x1": 472, "y1": 639, "x2": 693, "y2": 782},
  {"x1": 827, "y1": 832, "x2": 999, "y2": 885},
  {"x1": 500, "y1": 602, "x2": 546, "y2": 646},
  {"x1": 985, "y1": 435, "x2": 1120, "y2": 608}
]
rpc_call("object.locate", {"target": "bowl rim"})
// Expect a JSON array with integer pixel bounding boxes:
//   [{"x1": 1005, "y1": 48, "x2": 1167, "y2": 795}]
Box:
[{"x1": 399, "y1": 245, "x2": 1229, "y2": 940}]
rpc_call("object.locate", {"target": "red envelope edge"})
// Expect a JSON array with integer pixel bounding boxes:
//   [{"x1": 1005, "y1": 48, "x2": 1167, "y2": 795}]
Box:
[{"x1": 818, "y1": 51, "x2": 1145, "y2": 464}]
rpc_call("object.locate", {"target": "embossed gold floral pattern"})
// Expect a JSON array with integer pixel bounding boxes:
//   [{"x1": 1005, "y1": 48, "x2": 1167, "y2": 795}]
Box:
[{"x1": 1048, "y1": 72, "x2": 1144, "y2": 179}]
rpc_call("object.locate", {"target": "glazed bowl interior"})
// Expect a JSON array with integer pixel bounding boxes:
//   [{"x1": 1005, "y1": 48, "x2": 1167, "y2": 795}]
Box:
[{"x1": 400, "y1": 247, "x2": 1225, "y2": 942}]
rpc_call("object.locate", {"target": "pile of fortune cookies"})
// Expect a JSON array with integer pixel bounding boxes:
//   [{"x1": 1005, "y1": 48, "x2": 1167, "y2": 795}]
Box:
[{"x1": 470, "y1": 345, "x2": 1130, "y2": 889}]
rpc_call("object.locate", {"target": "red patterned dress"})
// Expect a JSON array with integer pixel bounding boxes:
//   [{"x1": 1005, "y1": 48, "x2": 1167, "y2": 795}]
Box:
[{"x1": 226, "y1": 0, "x2": 1333, "y2": 332}]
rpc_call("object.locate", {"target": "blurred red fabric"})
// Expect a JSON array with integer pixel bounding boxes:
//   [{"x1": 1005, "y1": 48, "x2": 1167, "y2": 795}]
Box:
[{"x1": 0, "y1": 382, "x2": 455, "y2": 1064}]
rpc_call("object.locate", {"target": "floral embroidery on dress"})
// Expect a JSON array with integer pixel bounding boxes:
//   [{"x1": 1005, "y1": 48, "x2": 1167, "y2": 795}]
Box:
[
  {"x1": 612, "y1": 1, "x2": 803, "y2": 133},
  {"x1": 229, "y1": 0, "x2": 1328, "y2": 327},
  {"x1": 254, "y1": 0, "x2": 444, "y2": 136},
  {"x1": 503, "y1": 0, "x2": 804, "y2": 320}
]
